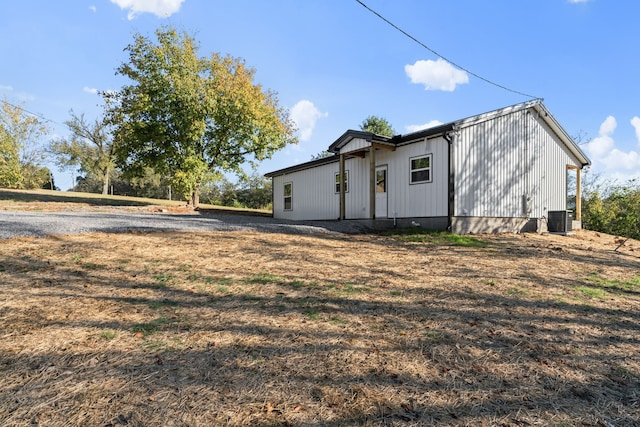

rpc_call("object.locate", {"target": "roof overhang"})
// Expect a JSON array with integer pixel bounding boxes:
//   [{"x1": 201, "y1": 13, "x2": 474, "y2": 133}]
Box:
[
  {"x1": 264, "y1": 154, "x2": 339, "y2": 178},
  {"x1": 328, "y1": 130, "x2": 395, "y2": 154}
]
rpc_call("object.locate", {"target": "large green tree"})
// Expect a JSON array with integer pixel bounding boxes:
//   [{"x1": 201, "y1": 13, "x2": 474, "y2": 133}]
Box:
[
  {"x1": 50, "y1": 112, "x2": 116, "y2": 195},
  {"x1": 360, "y1": 115, "x2": 395, "y2": 137},
  {"x1": 583, "y1": 180, "x2": 640, "y2": 244},
  {"x1": 0, "y1": 99, "x2": 49, "y2": 189},
  {"x1": 105, "y1": 26, "x2": 297, "y2": 206}
]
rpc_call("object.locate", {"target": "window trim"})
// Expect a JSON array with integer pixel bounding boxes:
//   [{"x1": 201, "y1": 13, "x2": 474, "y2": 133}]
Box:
[
  {"x1": 409, "y1": 154, "x2": 433, "y2": 184},
  {"x1": 335, "y1": 170, "x2": 349, "y2": 194},
  {"x1": 283, "y1": 181, "x2": 293, "y2": 211}
]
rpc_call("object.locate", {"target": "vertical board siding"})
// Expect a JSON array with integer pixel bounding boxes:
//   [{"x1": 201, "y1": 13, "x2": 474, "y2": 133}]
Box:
[
  {"x1": 344, "y1": 156, "x2": 370, "y2": 219},
  {"x1": 381, "y1": 138, "x2": 449, "y2": 218},
  {"x1": 272, "y1": 161, "x2": 340, "y2": 220},
  {"x1": 341, "y1": 138, "x2": 370, "y2": 154},
  {"x1": 272, "y1": 138, "x2": 450, "y2": 220},
  {"x1": 453, "y1": 109, "x2": 581, "y2": 219}
]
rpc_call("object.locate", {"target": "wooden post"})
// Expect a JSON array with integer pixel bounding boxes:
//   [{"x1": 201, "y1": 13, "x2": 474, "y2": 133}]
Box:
[
  {"x1": 576, "y1": 167, "x2": 582, "y2": 221},
  {"x1": 369, "y1": 147, "x2": 376, "y2": 219},
  {"x1": 339, "y1": 153, "x2": 345, "y2": 220}
]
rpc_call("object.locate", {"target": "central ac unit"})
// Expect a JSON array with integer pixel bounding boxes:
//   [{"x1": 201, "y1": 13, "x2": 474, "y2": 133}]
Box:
[{"x1": 548, "y1": 210, "x2": 573, "y2": 233}]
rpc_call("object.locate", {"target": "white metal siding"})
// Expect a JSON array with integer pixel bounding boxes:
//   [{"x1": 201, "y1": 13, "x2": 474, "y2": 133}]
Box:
[
  {"x1": 272, "y1": 162, "x2": 340, "y2": 220},
  {"x1": 453, "y1": 109, "x2": 581, "y2": 219},
  {"x1": 381, "y1": 138, "x2": 449, "y2": 218},
  {"x1": 344, "y1": 156, "x2": 370, "y2": 219},
  {"x1": 271, "y1": 157, "x2": 373, "y2": 220},
  {"x1": 340, "y1": 138, "x2": 370, "y2": 154}
]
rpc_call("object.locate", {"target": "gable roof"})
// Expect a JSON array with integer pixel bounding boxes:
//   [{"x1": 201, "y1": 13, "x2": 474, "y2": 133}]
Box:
[{"x1": 265, "y1": 99, "x2": 590, "y2": 177}]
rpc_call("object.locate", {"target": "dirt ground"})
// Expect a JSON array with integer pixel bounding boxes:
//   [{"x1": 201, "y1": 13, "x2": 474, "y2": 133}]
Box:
[{"x1": 0, "y1": 208, "x2": 639, "y2": 426}]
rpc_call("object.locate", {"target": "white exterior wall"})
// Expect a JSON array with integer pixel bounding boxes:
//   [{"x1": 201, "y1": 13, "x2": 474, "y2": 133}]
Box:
[
  {"x1": 453, "y1": 109, "x2": 581, "y2": 220},
  {"x1": 271, "y1": 138, "x2": 450, "y2": 221},
  {"x1": 343, "y1": 156, "x2": 371, "y2": 219},
  {"x1": 378, "y1": 137, "x2": 449, "y2": 218},
  {"x1": 271, "y1": 157, "x2": 371, "y2": 220},
  {"x1": 272, "y1": 161, "x2": 340, "y2": 220},
  {"x1": 340, "y1": 138, "x2": 370, "y2": 154}
]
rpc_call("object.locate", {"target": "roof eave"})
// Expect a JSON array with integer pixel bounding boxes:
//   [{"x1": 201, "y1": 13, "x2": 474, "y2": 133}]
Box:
[
  {"x1": 264, "y1": 154, "x2": 340, "y2": 177},
  {"x1": 532, "y1": 103, "x2": 591, "y2": 167}
]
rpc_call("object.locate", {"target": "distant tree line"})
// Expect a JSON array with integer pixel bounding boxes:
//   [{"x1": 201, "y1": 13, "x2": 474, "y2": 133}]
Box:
[
  {"x1": 0, "y1": 100, "x2": 56, "y2": 190},
  {"x1": 581, "y1": 177, "x2": 640, "y2": 243}
]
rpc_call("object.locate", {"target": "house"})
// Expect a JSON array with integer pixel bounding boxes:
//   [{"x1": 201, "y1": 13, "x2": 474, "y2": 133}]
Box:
[{"x1": 265, "y1": 99, "x2": 591, "y2": 234}]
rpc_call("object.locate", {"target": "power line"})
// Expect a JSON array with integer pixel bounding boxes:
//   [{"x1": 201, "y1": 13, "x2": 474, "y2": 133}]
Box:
[
  {"x1": 1, "y1": 99, "x2": 67, "y2": 128},
  {"x1": 353, "y1": 0, "x2": 539, "y2": 99}
]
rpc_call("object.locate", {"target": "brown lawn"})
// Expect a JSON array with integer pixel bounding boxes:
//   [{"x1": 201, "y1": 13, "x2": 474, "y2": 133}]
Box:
[{"x1": 0, "y1": 213, "x2": 639, "y2": 426}]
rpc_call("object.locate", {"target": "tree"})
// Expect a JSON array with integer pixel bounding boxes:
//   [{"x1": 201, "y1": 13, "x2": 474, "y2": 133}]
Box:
[
  {"x1": 311, "y1": 150, "x2": 333, "y2": 160},
  {"x1": 105, "y1": 26, "x2": 297, "y2": 206},
  {"x1": 582, "y1": 179, "x2": 640, "y2": 246},
  {"x1": 360, "y1": 115, "x2": 395, "y2": 137},
  {"x1": 50, "y1": 112, "x2": 116, "y2": 195},
  {"x1": 0, "y1": 99, "x2": 48, "y2": 189}
]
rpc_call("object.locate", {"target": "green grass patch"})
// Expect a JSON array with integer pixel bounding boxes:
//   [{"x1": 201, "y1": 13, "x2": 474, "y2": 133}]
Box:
[
  {"x1": 152, "y1": 274, "x2": 175, "y2": 287},
  {"x1": 204, "y1": 276, "x2": 234, "y2": 286},
  {"x1": 506, "y1": 286, "x2": 529, "y2": 297},
  {"x1": 131, "y1": 316, "x2": 186, "y2": 336},
  {"x1": 148, "y1": 299, "x2": 179, "y2": 309},
  {"x1": 585, "y1": 272, "x2": 640, "y2": 293},
  {"x1": 303, "y1": 308, "x2": 321, "y2": 320},
  {"x1": 329, "y1": 316, "x2": 348, "y2": 326},
  {"x1": 327, "y1": 282, "x2": 370, "y2": 295},
  {"x1": 244, "y1": 272, "x2": 282, "y2": 285},
  {"x1": 100, "y1": 330, "x2": 117, "y2": 340},
  {"x1": 575, "y1": 286, "x2": 607, "y2": 300},
  {"x1": 132, "y1": 317, "x2": 171, "y2": 336},
  {"x1": 382, "y1": 229, "x2": 488, "y2": 247}
]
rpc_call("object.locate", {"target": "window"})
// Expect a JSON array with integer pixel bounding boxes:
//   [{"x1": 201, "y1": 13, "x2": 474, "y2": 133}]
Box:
[
  {"x1": 410, "y1": 154, "x2": 432, "y2": 184},
  {"x1": 335, "y1": 170, "x2": 348, "y2": 193},
  {"x1": 283, "y1": 182, "x2": 292, "y2": 210},
  {"x1": 376, "y1": 169, "x2": 386, "y2": 193}
]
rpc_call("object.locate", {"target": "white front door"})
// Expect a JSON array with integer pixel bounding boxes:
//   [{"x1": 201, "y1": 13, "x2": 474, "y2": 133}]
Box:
[{"x1": 375, "y1": 165, "x2": 388, "y2": 218}]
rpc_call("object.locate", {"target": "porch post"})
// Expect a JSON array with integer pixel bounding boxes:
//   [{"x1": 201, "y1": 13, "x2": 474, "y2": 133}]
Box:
[
  {"x1": 339, "y1": 153, "x2": 346, "y2": 220},
  {"x1": 576, "y1": 167, "x2": 582, "y2": 221},
  {"x1": 369, "y1": 147, "x2": 376, "y2": 219}
]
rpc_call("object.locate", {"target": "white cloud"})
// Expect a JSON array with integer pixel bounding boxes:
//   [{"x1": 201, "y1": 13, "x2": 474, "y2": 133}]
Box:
[
  {"x1": 631, "y1": 116, "x2": 640, "y2": 146},
  {"x1": 83, "y1": 86, "x2": 98, "y2": 95},
  {"x1": 584, "y1": 116, "x2": 640, "y2": 182},
  {"x1": 290, "y1": 100, "x2": 328, "y2": 142},
  {"x1": 585, "y1": 116, "x2": 616, "y2": 157},
  {"x1": 568, "y1": 0, "x2": 589, "y2": 3},
  {"x1": 406, "y1": 120, "x2": 443, "y2": 133},
  {"x1": 0, "y1": 84, "x2": 14, "y2": 91},
  {"x1": 89, "y1": 5, "x2": 97, "y2": 12},
  {"x1": 110, "y1": 0, "x2": 185, "y2": 20},
  {"x1": 405, "y1": 58, "x2": 469, "y2": 92}
]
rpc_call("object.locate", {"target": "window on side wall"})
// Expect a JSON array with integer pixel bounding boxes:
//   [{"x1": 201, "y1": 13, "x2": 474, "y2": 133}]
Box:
[
  {"x1": 410, "y1": 154, "x2": 432, "y2": 184},
  {"x1": 284, "y1": 182, "x2": 293, "y2": 210},
  {"x1": 335, "y1": 170, "x2": 349, "y2": 193}
]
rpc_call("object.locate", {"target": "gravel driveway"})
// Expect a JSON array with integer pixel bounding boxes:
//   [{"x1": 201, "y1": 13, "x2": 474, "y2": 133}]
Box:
[{"x1": 0, "y1": 210, "x2": 371, "y2": 239}]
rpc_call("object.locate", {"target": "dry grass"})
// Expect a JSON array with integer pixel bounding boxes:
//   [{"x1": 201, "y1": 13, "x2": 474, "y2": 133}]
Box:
[{"x1": 1, "y1": 225, "x2": 639, "y2": 426}]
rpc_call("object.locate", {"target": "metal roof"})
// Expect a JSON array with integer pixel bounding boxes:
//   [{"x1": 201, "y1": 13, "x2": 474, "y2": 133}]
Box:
[{"x1": 265, "y1": 100, "x2": 591, "y2": 177}]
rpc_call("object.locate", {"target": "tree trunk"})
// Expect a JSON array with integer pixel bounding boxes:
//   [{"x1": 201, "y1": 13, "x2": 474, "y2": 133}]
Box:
[
  {"x1": 191, "y1": 187, "x2": 200, "y2": 208},
  {"x1": 101, "y1": 173, "x2": 109, "y2": 195}
]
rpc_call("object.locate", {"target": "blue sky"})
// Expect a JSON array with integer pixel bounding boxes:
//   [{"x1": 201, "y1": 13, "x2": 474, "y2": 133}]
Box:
[{"x1": 1, "y1": 0, "x2": 639, "y2": 191}]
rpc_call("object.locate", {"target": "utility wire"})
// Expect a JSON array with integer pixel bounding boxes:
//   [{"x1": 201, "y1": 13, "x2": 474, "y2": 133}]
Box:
[
  {"x1": 1, "y1": 99, "x2": 67, "y2": 128},
  {"x1": 354, "y1": 0, "x2": 539, "y2": 99}
]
